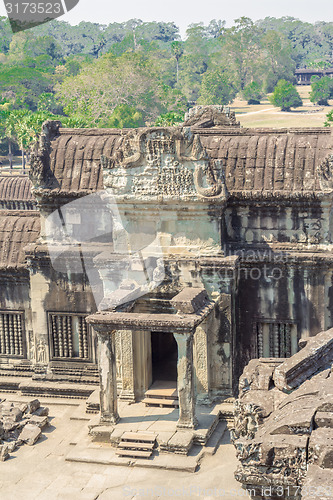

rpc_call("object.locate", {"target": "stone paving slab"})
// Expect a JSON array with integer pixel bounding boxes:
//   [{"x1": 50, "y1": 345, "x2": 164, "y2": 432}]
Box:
[
  {"x1": 0, "y1": 391, "x2": 247, "y2": 500},
  {"x1": 66, "y1": 443, "x2": 200, "y2": 473}
]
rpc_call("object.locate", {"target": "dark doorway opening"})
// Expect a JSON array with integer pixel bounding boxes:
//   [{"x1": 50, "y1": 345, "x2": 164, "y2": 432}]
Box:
[{"x1": 151, "y1": 332, "x2": 178, "y2": 382}]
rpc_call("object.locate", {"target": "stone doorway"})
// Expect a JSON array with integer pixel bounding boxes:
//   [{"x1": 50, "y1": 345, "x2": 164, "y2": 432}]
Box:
[{"x1": 151, "y1": 331, "x2": 177, "y2": 383}]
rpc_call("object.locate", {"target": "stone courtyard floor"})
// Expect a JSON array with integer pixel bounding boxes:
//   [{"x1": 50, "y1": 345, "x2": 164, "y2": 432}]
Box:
[{"x1": 0, "y1": 392, "x2": 250, "y2": 500}]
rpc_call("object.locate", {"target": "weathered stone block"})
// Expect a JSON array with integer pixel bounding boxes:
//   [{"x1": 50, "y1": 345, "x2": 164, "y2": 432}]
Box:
[
  {"x1": 302, "y1": 465, "x2": 333, "y2": 500},
  {"x1": 0, "y1": 444, "x2": 9, "y2": 462},
  {"x1": 314, "y1": 411, "x2": 333, "y2": 428},
  {"x1": 18, "y1": 423, "x2": 42, "y2": 446},
  {"x1": 273, "y1": 328, "x2": 333, "y2": 392},
  {"x1": 309, "y1": 428, "x2": 333, "y2": 469},
  {"x1": 265, "y1": 405, "x2": 316, "y2": 435},
  {"x1": 171, "y1": 288, "x2": 209, "y2": 314},
  {"x1": 259, "y1": 434, "x2": 308, "y2": 468},
  {"x1": 27, "y1": 399, "x2": 40, "y2": 414},
  {"x1": 27, "y1": 415, "x2": 48, "y2": 429},
  {"x1": 239, "y1": 359, "x2": 282, "y2": 394},
  {"x1": 33, "y1": 407, "x2": 49, "y2": 417}
]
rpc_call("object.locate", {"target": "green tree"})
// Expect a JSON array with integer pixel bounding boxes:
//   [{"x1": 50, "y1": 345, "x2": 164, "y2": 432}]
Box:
[
  {"x1": 0, "y1": 104, "x2": 16, "y2": 169},
  {"x1": 155, "y1": 112, "x2": 184, "y2": 126},
  {"x1": 269, "y1": 79, "x2": 302, "y2": 111},
  {"x1": 0, "y1": 66, "x2": 52, "y2": 111},
  {"x1": 242, "y1": 82, "x2": 264, "y2": 104},
  {"x1": 261, "y1": 30, "x2": 295, "y2": 92},
  {"x1": 198, "y1": 68, "x2": 237, "y2": 105},
  {"x1": 55, "y1": 53, "x2": 179, "y2": 125},
  {"x1": 310, "y1": 76, "x2": 333, "y2": 105},
  {"x1": 220, "y1": 17, "x2": 263, "y2": 90},
  {"x1": 325, "y1": 109, "x2": 333, "y2": 127},
  {"x1": 37, "y1": 93, "x2": 61, "y2": 114},
  {"x1": 108, "y1": 104, "x2": 144, "y2": 128}
]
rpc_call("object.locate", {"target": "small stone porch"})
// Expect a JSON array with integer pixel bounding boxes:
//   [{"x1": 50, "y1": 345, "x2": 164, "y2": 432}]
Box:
[{"x1": 66, "y1": 396, "x2": 231, "y2": 472}]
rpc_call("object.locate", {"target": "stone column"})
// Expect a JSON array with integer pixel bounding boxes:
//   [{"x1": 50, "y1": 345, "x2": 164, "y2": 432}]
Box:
[
  {"x1": 173, "y1": 332, "x2": 197, "y2": 429},
  {"x1": 119, "y1": 330, "x2": 136, "y2": 402},
  {"x1": 96, "y1": 330, "x2": 119, "y2": 425}
]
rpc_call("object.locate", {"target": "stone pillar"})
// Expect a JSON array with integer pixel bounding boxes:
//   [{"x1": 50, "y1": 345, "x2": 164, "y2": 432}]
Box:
[
  {"x1": 96, "y1": 330, "x2": 119, "y2": 425},
  {"x1": 173, "y1": 332, "x2": 197, "y2": 429},
  {"x1": 119, "y1": 330, "x2": 136, "y2": 402}
]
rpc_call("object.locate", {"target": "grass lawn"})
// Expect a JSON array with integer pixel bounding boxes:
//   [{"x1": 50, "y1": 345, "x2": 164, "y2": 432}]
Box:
[{"x1": 231, "y1": 86, "x2": 333, "y2": 128}]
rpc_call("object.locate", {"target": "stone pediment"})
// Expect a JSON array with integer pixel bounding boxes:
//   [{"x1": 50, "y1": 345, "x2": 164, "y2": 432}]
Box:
[{"x1": 101, "y1": 127, "x2": 227, "y2": 203}]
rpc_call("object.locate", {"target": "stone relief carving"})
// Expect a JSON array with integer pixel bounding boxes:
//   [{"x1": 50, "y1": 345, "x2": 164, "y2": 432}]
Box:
[
  {"x1": 37, "y1": 340, "x2": 47, "y2": 364},
  {"x1": 317, "y1": 153, "x2": 333, "y2": 192},
  {"x1": 28, "y1": 331, "x2": 36, "y2": 362},
  {"x1": 101, "y1": 128, "x2": 227, "y2": 202}
]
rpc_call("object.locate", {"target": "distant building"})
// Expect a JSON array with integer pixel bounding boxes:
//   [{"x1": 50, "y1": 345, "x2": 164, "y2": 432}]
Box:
[{"x1": 296, "y1": 67, "x2": 333, "y2": 85}]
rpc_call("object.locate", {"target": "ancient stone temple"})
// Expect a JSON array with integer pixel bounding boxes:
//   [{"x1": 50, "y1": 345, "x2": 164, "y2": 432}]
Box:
[{"x1": 0, "y1": 106, "x2": 333, "y2": 431}]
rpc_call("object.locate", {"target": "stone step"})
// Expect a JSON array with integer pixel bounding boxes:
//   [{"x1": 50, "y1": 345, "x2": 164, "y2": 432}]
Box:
[
  {"x1": 145, "y1": 381, "x2": 178, "y2": 399},
  {"x1": 19, "y1": 380, "x2": 96, "y2": 399},
  {"x1": 121, "y1": 432, "x2": 156, "y2": 443},
  {"x1": 142, "y1": 397, "x2": 179, "y2": 408},
  {"x1": 116, "y1": 431, "x2": 157, "y2": 459},
  {"x1": 116, "y1": 449, "x2": 153, "y2": 459},
  {"x1": 118, "y1": 442, "x2": 155, "y2": 451}
]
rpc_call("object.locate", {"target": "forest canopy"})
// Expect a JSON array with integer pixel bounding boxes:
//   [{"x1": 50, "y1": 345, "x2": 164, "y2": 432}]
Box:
[{"x1": 0, "y1": 15, "x2": 333, "y2": 160}]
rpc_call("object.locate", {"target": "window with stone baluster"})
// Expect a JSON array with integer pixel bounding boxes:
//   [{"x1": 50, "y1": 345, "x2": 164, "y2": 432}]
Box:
[
  {"x1": 48, "y1": 313, "x2": 91, "y2": 361},
  {"x1": 0, "y1": 311, "x2": 25, "y2": 357},
  {"x1": 254, "y1": 321, "x2": 299, "y2": 358}
]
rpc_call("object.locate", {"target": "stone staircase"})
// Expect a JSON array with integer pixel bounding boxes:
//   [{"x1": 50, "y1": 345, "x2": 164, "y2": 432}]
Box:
[
  {"x1": 116, "y1": 432, "x2": 156, "y2": 459},
  {"x1": 142, "y1": 381, "x2": 179, "y2": 408}
]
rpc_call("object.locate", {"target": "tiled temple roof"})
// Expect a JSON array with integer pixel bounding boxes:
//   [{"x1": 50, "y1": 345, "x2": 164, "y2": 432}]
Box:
[
  {"x1": 32, "y1": 125, "x2": 333, "y2": 200},
  {"x1": 199, "y1": 127, "x2": 333, "y2": 196},
  {"x1": 44, "y1": 129, "x2": 122, "y2": 194},
  {"x1": 0, "y1": 175, "x2": 37, "y2": 209},
  {"x1": 0, "y1": 215, "x2": 40, "y2": 269}
]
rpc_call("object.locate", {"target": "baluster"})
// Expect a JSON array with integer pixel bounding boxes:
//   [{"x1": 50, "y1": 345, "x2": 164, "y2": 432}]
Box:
[
  {"x1": 9, "y1": 314, "x2": 14, "y2": 355},
  {"x1": 13, "y1": 314, "x2": 18, "y2": 355},
  {"x1": 82, "y1": 318, "x2": 88, "y2": 359},
  {"x1": 78, "y1": 317, "x2": 83, "y2": 358},
  {"x1": 52, "y1": 315, "x2": 59, "y2": 357},
  {"x1": 57, "y1": 315, "x2": 63, "y2": 357},
  {"x1": 67, "y1": 316, "x2": 73, "y2": 358},
  {"x1": 62, "y1": 316, "x2": 68, "y2": 358},
  {"x1": 4, "y1": 315, "x2": 9, "y2": 355},
  {"x1": 268, "y1": 324, "x2": 272, "y2": 357},
  {"x1": 257, "y1": 323, "x2": 263, "y2": 358},
  {"x1": 285, "y1": 324, "x2": 291, "y2": 358},
  {"x1": 17, "y1": 315, "x2": 23, "y2": 356},
  {"x1": 274, "y1": 324, "x2": 280, "y2": 358},
  {"x1": 0, "y1": 314, "x2": 4, "y2": 354}
]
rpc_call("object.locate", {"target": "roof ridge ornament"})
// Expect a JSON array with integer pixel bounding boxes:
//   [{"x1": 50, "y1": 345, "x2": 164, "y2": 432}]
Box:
[{"x1": 183, "y1": 105, "x2": 240, "y2": 128}]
